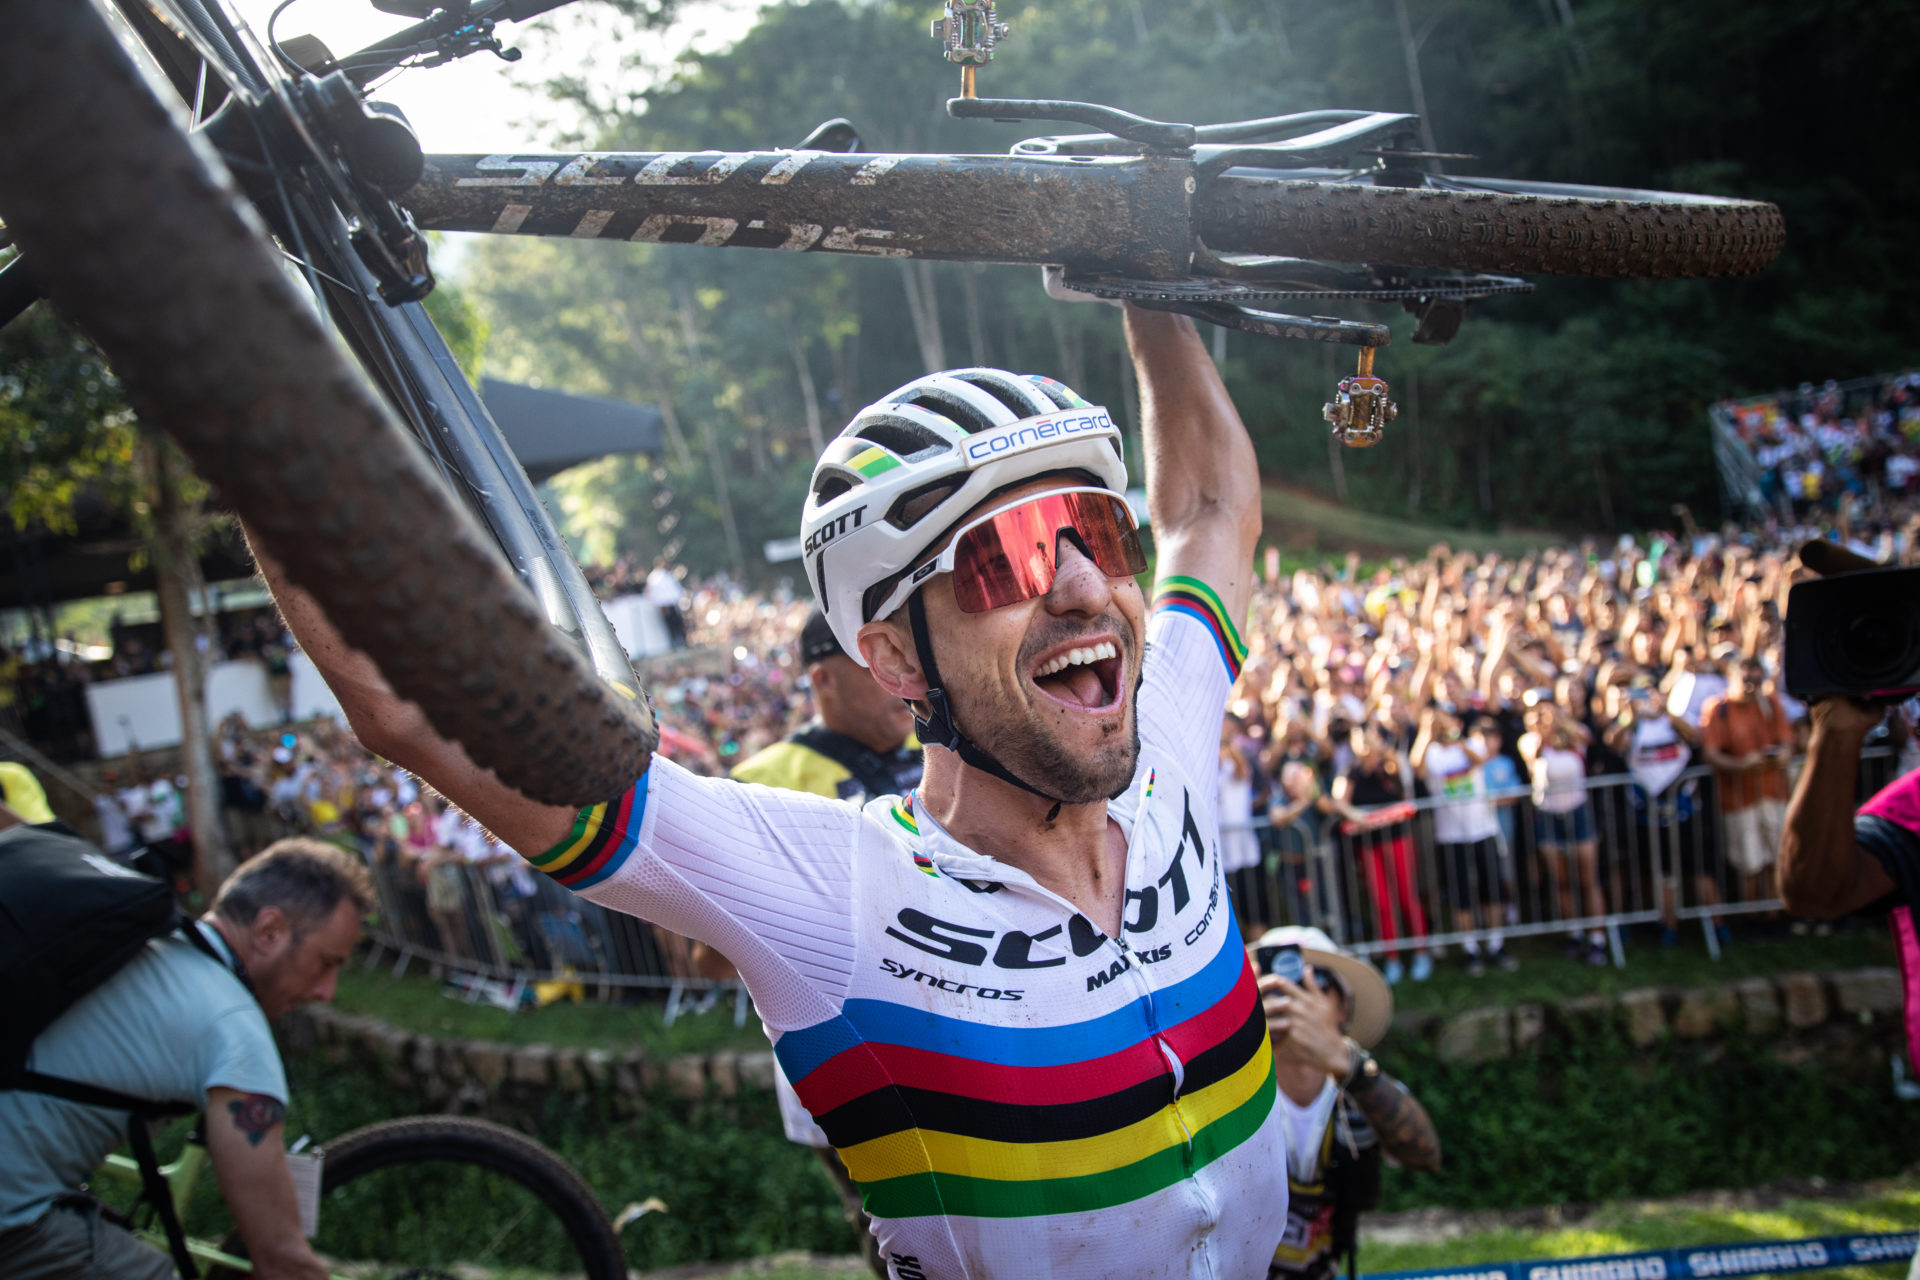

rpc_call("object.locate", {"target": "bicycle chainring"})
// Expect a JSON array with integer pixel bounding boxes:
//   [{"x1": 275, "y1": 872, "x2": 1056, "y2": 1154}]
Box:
[{"x1": 1060, "y1": 272, "x2": 1534, "y2": 306}]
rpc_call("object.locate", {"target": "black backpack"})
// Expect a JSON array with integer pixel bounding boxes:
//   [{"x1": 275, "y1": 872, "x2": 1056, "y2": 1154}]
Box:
[{"x1": 0, "y1": 822, "x2": 212, "y2": 1278}]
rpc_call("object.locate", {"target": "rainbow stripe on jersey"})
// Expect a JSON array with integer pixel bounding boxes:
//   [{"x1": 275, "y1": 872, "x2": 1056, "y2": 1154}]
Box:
[
  {"x1": 529, "y1": 770, "x2": 649, "y2": 890},
  {"x1": 774, "y1": 930, "x2": 1274, "y2": 1219},
  {"x1": 1152, "y1": 575, "x2": 1248, "y2": 679}
]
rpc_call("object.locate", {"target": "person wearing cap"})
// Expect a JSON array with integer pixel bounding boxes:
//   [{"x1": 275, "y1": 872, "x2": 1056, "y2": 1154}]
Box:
[
  {"x1": 1255, "y1": 926, "x2": 1441, "y2": 1280},
  {"x1": 730, "y1": 607, "x2": 921, "y2": 806},
  {"x1": 729, "y1": 608, "x2": 923, "y2": 1278}
]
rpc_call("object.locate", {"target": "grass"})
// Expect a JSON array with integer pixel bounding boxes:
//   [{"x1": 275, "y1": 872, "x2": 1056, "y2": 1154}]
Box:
[
  {"x1": 332, "y1": 965, "x2": 771, "y2": 1056},
  {"x1": 1260, "y1": 483, "x2": 1558, "y2": 558},
  {"x1": 336, "y1": 925, "x2": 1895, "y2": 1054},
  {"x1": 1363, "y1": 1181, "x2": 1920, "y2": 1280},
  {"x1": 1383, "y1": 924, "x2": 1896, "y2": 1022},
  {"x1": 646, "y1": 1182, "x2": 1920, "y2": 1280}
]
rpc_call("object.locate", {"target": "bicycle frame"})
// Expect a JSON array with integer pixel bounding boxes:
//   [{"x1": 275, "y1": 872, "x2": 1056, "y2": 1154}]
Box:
[{"x1": 94, "y1": 1143, "x2": 259, "y2": 1274}]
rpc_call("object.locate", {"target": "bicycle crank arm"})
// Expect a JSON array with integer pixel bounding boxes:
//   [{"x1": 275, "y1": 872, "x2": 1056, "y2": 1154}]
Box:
[{"x1": 404, "y1": 150, "x2": 1197, "y2": 278}]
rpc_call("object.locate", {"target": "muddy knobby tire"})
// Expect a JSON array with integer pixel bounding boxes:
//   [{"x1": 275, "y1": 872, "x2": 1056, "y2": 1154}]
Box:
[
  {"x1": 1201, "y1": 178, "x2": 1786, "y2": 278},
  {"x1": 0, "y1": 0, "x2": 655, "y2": 807}
]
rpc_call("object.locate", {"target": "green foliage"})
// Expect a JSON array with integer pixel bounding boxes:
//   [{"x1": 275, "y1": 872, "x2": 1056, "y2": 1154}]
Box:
[
  {"x1": 0, "y1": 284, "x2": 139, "y2": 534},
  {"x1": 1381, "y1": 1026, "x2": 1920, "y2": 1211},
  {"x1": 278, "y1": 1054, "x2": 854, "y2": 1269},
  {"x1": 452, "y1": 0, "x2": 1920, "y2": 579}
]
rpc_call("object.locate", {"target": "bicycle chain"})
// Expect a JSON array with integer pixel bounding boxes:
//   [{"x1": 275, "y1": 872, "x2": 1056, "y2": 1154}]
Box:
[{"x1": 1063, "y1": 274, "x2": 1535, "y2": 305}]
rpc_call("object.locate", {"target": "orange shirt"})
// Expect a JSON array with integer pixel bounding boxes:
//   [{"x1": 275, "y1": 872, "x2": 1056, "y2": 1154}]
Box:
[{"x1": 1700, "y1": 693, "x2": 1793, "y2": 810}]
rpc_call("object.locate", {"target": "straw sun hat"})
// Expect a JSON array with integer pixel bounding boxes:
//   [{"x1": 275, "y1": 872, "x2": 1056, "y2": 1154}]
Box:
[{"x1": 1252, "y1": 925, "x2": 1394, "y2": 1049}]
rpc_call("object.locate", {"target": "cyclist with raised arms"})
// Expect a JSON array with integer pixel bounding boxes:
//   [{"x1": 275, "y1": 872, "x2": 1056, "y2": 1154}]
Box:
[{"x1": 255, "y1": 305, "x2": 1279, "y2": 1278}]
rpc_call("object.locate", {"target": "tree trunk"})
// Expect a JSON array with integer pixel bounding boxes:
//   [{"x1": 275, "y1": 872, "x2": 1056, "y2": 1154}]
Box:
[
  {"x1": 1323, "y1": 345, "x2": 1348, "y2": 503},
  {"x1": 1048, "y1": 308, "x2": 1087, "y2": 392},
  {"x1": 1405, "y1": 366, "x2": 1423, "y2": 512},
  {"x1": 960, "y1": 267, "x2": 988, "y2": 368},
  {"x1": 1391, "y1": 0, "x2": 1443, "y2": 163},
  {"x1": 898, "y1": 260, "x2": 947, "y2": 373},
  {"x1": 1118, "y1": 334, "x2": 1143, "y2": 486},
  {"x1": 612, "y1": 299, "x2": 694, "y2": 470},
  {"x1": 1591, "y1": 450, "x2": 1617, "y2": 530},
  {"x1": 671, "y1": 281, "x2": 746, "y2": 578},
  {"x1": 142, "y1": 435, "x2": 233, "y2": 900},
  {"x1": 1476, "y1": 414, "x2": 1493, "y2": 512},
  {"x1": 784, "y1": 317, "x2": 827, "y2": 456}
]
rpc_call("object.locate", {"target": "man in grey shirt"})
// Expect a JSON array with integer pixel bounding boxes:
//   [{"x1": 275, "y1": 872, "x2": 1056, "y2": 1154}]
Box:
[{"x1": 0, "y1": 827, "x2": 371, "y2": 1280}]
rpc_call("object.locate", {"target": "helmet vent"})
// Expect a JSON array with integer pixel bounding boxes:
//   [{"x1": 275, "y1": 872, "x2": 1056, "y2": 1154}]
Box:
[
  {"x1": 856, "y1": 420, "x2": 946, "y2": 458},
  {"x1": 887, "y1": 478, "x2": 964, "y2": 530},
  {"x1": 814, "y1": 475, "x2": 854, "y2": 503}
]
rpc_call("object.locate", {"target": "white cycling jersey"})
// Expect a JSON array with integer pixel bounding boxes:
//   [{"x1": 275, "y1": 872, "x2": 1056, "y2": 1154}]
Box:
[{"x1": 524, "y1": 578, "x2": 1285, "y2": 1279}]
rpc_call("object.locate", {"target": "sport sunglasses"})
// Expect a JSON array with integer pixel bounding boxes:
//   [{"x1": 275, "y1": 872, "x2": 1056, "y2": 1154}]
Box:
[{"x1": 874, "y1": 486, "x2": 1148, "y2": 618}]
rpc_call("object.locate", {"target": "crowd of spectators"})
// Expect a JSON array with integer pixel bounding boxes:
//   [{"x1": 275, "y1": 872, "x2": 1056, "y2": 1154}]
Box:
[
  {"x1": 24, "y1": 505, "x2": 1920, "y2": 989},
  {"x1": 1725, "y1": 370, "x2": 1920, "y2": 517}
]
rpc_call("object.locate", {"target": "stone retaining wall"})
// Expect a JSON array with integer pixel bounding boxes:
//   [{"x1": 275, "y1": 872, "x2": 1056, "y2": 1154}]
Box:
[{"x1": 280, "y1": 967, "x2": 1906, "y2": 1106}]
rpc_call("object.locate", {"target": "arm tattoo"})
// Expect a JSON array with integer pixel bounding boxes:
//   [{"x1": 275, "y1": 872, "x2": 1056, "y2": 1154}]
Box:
[
  {"x1": 1350, "y1": 1074, "x2": 1442, "y2": 1173},
  {"x1": 226, "y1": 1094, "x2": 287, "y2": 1148}
]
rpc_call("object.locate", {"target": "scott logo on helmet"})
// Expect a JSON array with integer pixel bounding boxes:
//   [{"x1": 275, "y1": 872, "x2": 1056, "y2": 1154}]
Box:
[
  {"x1": 963, "y1": 409, "x2": 1115, "y2": 463},
  {"x1": 804, "y1": 505, "x2": 866, "y2": 555}
]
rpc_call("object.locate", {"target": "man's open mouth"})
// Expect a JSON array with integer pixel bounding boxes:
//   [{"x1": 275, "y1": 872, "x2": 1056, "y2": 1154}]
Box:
[{"x1": 1030, "y1": 640, "x2": 1123, "y2": 711}]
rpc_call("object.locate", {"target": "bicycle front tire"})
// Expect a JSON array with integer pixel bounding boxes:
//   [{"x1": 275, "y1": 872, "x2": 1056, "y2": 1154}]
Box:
[
  {"x1": 314, "y1": 1116, "x2": 628, "y2": 1280},
  {"x1": 0, "y1": 0, "x2": 657, "y2": 807},
  {"x1": 1198, "y1": 174, "x2": 1785, "y2": 278}
]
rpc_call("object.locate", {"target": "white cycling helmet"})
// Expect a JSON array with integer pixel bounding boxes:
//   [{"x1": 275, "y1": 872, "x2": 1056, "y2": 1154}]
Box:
[{"x1": 801, "y1": 367, "x2": 1128, "y2": 665}]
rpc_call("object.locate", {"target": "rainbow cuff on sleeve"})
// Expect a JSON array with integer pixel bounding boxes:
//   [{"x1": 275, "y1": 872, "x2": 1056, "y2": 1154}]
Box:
[
  {"x1": 527, "y1": 768, "x2": 649, "y2": 890},
  {"x1": 1152, "y1": 575, "x2": 1247, "y2": 679}
]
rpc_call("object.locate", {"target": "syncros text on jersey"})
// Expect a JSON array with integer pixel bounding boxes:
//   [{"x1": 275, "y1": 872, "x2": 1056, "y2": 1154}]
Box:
[{"x1": 877, "y1": 958, "x2": 1025, "y2": 1000}]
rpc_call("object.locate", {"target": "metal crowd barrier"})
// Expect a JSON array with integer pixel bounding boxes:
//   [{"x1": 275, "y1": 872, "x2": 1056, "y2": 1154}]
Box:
[
  {"x1": 357, "y1": 854, "x2": 745, "y2": 1006},
  {"x1": 354, "y1": 746, "x2": 1903, "y2": 999},
  {"x1": 1224, "y1": 747, "x2": 1902, "y2": 965}
]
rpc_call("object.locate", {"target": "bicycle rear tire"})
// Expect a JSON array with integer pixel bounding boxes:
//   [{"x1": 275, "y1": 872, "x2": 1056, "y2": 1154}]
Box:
[
  {"x1": 1199, "y1": 175, "x2": 1784, "y2": 278},
  {"x1": 0, "y1": 0, "x2": 656, "y2": 807},
  {"x1": 315, "y1": 1116, "x2": 628, "y2": 1280}
]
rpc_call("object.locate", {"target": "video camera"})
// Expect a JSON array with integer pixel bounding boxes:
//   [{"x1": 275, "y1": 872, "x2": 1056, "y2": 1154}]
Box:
[{"x1": 1783, "y1": 548, "x2": 1920, "y2": 701}]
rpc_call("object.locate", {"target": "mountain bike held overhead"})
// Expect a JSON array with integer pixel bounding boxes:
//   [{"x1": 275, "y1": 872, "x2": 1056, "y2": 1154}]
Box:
[{"x1": 0, "y1": 0, "x2": 1788, "y2": 1274}]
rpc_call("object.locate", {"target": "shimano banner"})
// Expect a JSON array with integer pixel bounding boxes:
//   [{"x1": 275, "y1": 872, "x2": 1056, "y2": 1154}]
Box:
[{"x1": 1366, "y1": 1233, "x2": 1917, "y2": 1280}]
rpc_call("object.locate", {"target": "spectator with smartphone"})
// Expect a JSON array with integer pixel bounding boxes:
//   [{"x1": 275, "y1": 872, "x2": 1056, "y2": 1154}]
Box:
[{"x1": 1255, "y1": 926, "x2": 1441, "y2": 1280}]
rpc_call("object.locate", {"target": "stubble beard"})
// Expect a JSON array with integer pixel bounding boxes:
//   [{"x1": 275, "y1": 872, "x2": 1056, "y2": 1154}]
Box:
[{"x1": 950, "y1": 615, "x2": 1144, "y2": 804}]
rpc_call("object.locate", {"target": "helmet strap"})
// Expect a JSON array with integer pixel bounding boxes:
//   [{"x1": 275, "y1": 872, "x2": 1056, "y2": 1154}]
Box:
[{"x1": 906, "y1": 593, "x2": 1068, "y2": 806}]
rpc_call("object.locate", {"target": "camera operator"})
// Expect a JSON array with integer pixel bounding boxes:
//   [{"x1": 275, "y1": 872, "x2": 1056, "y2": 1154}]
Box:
[
  {"x1": 1778, "y1": 694, "x2": 1914, "y2": 917},
  {"x1": 1778, "y1": 542, "x2": 1919, "y2": 919},
  {"x1": 1256, "y1": 927, "x2": 1442, "y2": 1280}
]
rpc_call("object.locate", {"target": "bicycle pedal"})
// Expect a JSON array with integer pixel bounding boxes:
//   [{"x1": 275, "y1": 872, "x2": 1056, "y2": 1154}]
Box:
[{"x1": 1323, "y1": 349, "x2": 1397, "y2": 448}]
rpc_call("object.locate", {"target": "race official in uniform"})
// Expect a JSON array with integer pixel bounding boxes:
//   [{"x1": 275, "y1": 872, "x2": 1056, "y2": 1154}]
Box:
[
  {"x1": 731, "y1": 608, "x2": 922, "y2": 806},
  {"x1": 1258, "y1": 927, "x2": 1441, "y2": 1280},
  {"x1": 731, "y1": 606, "x2": 923, "y2": 1277}
]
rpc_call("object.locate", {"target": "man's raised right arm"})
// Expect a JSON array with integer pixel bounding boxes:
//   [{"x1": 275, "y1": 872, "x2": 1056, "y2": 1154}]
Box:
[{"x1": 252, "y1": 543, "x2": 583, "y2": 856}]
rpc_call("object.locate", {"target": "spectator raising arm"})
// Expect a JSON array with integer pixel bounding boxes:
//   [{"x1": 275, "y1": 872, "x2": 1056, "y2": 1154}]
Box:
[{"x1": 246, "y1": 540, "x2": 587, "y2": 858}]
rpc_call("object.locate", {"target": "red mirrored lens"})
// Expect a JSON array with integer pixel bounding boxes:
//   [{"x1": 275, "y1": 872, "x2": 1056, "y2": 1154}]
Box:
[{"x1": 949, "y1": 491, "x2": 1146, "y2": 613}]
